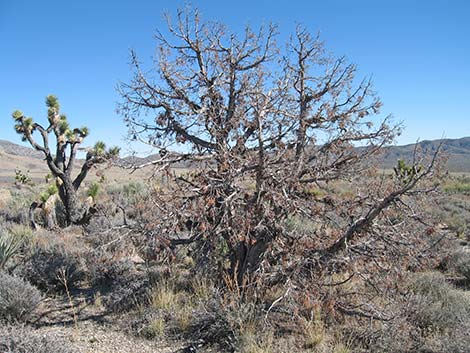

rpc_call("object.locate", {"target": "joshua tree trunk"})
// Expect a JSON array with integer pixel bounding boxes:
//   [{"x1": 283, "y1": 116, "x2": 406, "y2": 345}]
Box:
[{"x1": 59, "y1": 179, "x2": 83, "y2": 226}]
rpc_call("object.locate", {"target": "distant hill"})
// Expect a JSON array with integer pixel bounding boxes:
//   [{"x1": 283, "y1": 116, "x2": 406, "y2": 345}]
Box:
[
  {"x1": 0, "y1": 139, "x2": 43, "y2": 159},
  {"x1": 380, "y1": 137, "x2": 470, "y2": 172},
  {"x1": 121, "y1": 137, "x2": 470, "y2": 173},
  {"x1": 2, "y1": 137, "x2": 470, "y2": 177}
]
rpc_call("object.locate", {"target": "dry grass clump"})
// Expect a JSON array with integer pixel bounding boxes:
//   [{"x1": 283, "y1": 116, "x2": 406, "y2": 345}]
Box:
[
  {"x1": 303, "y1": 316, "x2": 326, "y2": 349},
  {"x1": 141, "y1": 317, "x2": 165, "y2": 339},
  {"x1": 150, "y1": 278, "x2": 180, "y2": 311},
  {"x1": 190, "y1": 275, "x2": 214, "y2": 301},
  {"x1": 238, "y1": 326, "x2": 275, "y2": 353}
]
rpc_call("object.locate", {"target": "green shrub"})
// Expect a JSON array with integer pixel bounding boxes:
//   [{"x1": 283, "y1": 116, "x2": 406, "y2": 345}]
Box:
[
  {"x1": 14, "y1": 168, "x2": 33, "y2": 186},
  {"x1": 87, "y1": 182, "x2": 100, "y2": 200},
  {"x1": 39, "y1": 183, "x2": 58, "y2": 203},
  {"x1": 0, "y1": 272, "x2": 42, "y2": 323}
]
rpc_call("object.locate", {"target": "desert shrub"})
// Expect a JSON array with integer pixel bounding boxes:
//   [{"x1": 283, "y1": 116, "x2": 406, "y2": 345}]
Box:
[
  {"x1": 107, "y1": 181, "x2": 148, "y2": 205},
  {"x1": 102, "y1": 181, "x2": 150, "y2": 226},
  {"x1": 103, "y1": 269, "x2": 152, "y2": 312},
  {"x1": 83, "y1": 182, "x2": 150, "y2": 232},
  {"x1": 84, "y1": 249, "x2": 135, "y2": 288},
  {"x1": 410, "y1": 272, "x2": 470, "y2": 330},
  {"x1": 84, "y1": 249, "x2": 153, "y2": 311},
  {"x1": 185, "y1": 300, "x2": 241, "y2": 352},
  {"x1": 133, "y1": 298, "x2": 235, "y2": 350},
  {"x1": 0, "y1": 325, "x2": 78, "y2": 353},
  {"x1": 172, "y1": 290, "x2": 270, "y2": 352},
  {"x1": 19, "y1": 241, "x2": 85, "y2": 294},
  {"x1": 420, "y1": 331, "x2": 470, "y2": 353},
  {"x1": 0, "y1": 189, "x2": 35, "y2": 225},
  {"x1": 355, "y1": 272, "x2": 470, "y2": 353},
  {"x1": 0, "y1": 271, "x2": 42, "y2": 323},
  {"x1": 434, "y1": 195, "x2": 470, "y2": 239},
  {"x1": 443, "y1": 181, "x2": 470, "y2": 194},
  {"x1": 447, "y1": 250, "x2": 470, "y2": 281},
  {"x1": 446, "y1": 214, "x2": 468, "y2": 238},
  {"x1": 7, "y1": 224, "x2": 33, "y2": 244}
]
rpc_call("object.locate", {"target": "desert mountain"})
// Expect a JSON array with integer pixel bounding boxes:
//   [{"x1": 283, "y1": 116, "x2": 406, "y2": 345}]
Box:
[
  {"x1": 1, "y1": 137, "x2": 470, "y2": 184},
  {"x1": 0, "y1": 139, "x2": 43, "y2": 159},
  {"x1": 380, "y1": 137, "x2": 470, "y2": 172}
]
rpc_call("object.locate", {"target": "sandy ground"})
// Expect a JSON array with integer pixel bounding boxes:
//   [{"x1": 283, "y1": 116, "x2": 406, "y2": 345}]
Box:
[{"x1": 32, "y1": 295, "x2": 187, "y2": 353}]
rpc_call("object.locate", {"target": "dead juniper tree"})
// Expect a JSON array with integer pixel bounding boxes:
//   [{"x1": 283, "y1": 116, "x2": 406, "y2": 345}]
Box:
[
  {"x1": 119, "y1": 8, "x2": 442, "y2": 306},
  {"x1": 12, "y1": 95, "x2": 120, "y2": 226}
]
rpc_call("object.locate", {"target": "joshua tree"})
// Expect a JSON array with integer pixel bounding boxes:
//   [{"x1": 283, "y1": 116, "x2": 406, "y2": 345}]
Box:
[{"x1": 13, "y1": 95, "x2": 119, "y2": 226}]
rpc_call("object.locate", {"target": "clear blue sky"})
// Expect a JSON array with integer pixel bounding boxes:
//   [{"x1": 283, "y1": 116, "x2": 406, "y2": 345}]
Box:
[{"x1": 1, "y1": 0, "x2": 469, "y2": 155}]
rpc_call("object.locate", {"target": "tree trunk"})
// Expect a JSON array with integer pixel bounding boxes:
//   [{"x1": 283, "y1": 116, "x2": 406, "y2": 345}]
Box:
[
  {"x1": 231, "y1": 237, "x2": 269, "y2": 287},
  {"x1": 60, "y1": 179, "x2": 83, "y2": 225}
]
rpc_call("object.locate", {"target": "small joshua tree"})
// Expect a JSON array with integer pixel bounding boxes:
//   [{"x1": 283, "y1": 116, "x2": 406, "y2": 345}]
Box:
[{"x1": 13, "y1": 95, "x2": 119, "y2": 226}]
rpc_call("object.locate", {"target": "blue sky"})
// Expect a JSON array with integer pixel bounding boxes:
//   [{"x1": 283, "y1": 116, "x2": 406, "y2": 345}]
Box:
[{"x1": 1, "y1": 0, "x2": 469, "y2": 155}]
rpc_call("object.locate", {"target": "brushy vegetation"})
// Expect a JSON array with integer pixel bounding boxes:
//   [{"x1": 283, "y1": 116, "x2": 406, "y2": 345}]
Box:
[
  {"x1": 0, "y1": 325, "x2": 78, "y2": 353},
  {"x1": 1, "y1": 6, "x2": 469, "y2": 353},
  {"x1": 18, "y1": 231, "x2": 86, "y2": 294},
  {"x1": 443, "y1": 177, "x2": 470, "y2": 194},
  {"x1": 366, "y1": 272, "x2": 470, "y2": 353},
  {"x1": 447, "y1": 250, "x2": 470, "y2": 281},
  {"x1": 0, "y1": 173, "x2": 468, "y2": 352},
  {"x1": 0, "y1": 271, "x2": 42, "y2": 323}
]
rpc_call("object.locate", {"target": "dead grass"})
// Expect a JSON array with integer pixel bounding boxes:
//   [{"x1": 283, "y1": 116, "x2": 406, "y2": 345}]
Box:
[{"x1": 149, "y1": 280, "x2": 179, "y2": 311}]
